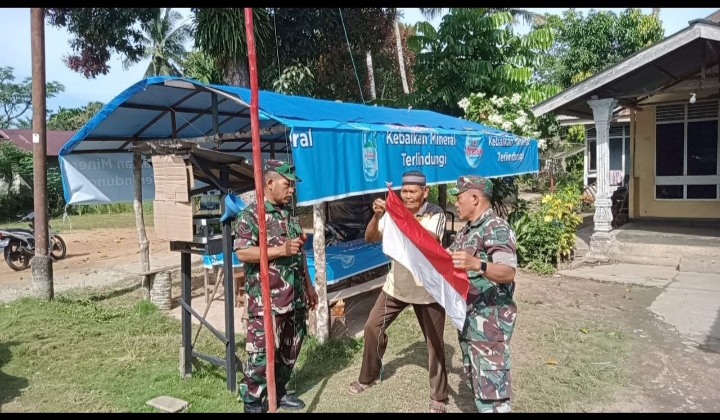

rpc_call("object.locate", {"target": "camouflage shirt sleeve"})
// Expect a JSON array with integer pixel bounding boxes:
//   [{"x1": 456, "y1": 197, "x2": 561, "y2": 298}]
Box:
[
  {"x1": 483, "y1": 220, "x2": 518, "y2": 269},
  {"x1": 234, "y1": 208, "x2": 258, "y2": 250}
]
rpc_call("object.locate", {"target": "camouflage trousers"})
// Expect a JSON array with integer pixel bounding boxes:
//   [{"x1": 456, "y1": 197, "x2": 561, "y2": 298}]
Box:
[
  {"x1": 458, "y1": 301, "x2": 517, "y2": 413},
  {"x1": 239, "y1": 309, "x2": 306, "y2": 405}
]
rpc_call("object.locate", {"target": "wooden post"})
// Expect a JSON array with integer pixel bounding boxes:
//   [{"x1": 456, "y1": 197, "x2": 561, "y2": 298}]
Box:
[
  {"x1": 30, "y1": 7, "x2": 53, "y2": 301},
  {"x1": 133, "y1": 152, "x2": 151, "y2": 273},
  {"x1": 312, "y1": 203, "x2": 329, "y2": 344}
]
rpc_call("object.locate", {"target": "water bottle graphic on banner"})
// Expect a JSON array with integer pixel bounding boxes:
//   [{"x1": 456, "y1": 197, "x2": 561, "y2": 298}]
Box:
[{"x1": 362, "y1": 132, "x2": 378, "y2": 182}]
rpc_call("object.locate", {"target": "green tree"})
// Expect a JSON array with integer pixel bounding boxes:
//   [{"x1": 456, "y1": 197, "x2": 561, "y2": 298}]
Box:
[
  {"x1": 182, "y1": 49, "x2": 224, "y2": 84},
  {"x1": 47, "y1": 102, "x2": 104, "y2": 131},
  {"x1": 272, "y1": 63, "x2": 315, "y2": 97},
  {"x1": 419, "y1": 7, "x2": 547, "y2": 26},
  {"x1": 261, "y1": 8, "x2": 397, "y2": 102},
  {"x1": 0, "y1": 66, "x2": 65, "y2": 128},
  {"x1": 535, "y1": 8, "x2": 664, "y2": 88},
  {"x1": 408, "y1": 9, "x2": 555, "y2": 116},
  {"x1": 121, "y1": 8, "x2": 191, "y2": 77},
  {"x1": 367, "y1": 20, "x2": 417, "y2": 102},
  {"x1": 0, "y1": 141, "x2": 31, "y2": 183},
  {"x1": 45, "y1": 8, "x2": 159, "y2": 78},
  {"x1": 191, "y1": 8, "x2": 273, "y2": 87},
  {"x1": 0, "y1": 142, "x2": 34, "y2": 221}
]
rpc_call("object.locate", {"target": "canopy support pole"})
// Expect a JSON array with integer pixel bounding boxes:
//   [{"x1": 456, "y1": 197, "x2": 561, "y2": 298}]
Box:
[
  {"x1": 312, "y1": 203, "x2": 329, "y2": 343},
  {"x1": 133, "y1": 152, "x2": 151, "y2": 276}
]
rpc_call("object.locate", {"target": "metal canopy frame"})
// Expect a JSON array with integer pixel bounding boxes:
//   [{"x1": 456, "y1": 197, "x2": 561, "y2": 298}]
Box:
[
  {"x1": 67, "y1": 80, "x2": 292, "y2": 157},
  {"x1": 170, "y1": 148, "x2": 256, "y2": 392}
]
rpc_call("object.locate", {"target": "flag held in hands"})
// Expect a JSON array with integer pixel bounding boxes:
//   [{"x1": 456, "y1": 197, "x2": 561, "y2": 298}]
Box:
[{"x1": 381, "y1": 186, "x2": 469, "y2": 330}]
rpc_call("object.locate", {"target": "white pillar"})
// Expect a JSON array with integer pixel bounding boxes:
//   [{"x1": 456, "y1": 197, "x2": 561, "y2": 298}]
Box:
[{"x1": 587, "y1": 97, "x2": 618, "y2": 261}]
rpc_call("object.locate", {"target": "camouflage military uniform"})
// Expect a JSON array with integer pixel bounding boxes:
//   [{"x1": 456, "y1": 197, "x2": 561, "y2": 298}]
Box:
[
  {"x1": 235, "y1": 161, "x2": 307, "y2": 407},
  {"x1": 448, "y1": 176, "x2": 518, "y2": 413}
]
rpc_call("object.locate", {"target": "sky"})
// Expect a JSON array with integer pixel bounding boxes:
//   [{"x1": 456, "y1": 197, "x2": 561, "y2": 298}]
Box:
[{"x1": 1, "y1": 7, "x2": 718, "y2": 119}]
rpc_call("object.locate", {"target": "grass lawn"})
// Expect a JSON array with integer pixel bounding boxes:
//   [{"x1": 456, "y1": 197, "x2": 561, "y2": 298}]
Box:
[
  {"x1": 1, "y1": 211, "x2": 156, "y2": 233},
  {"x1": 0, "y1": 285, "x2": 359, "y2": 413},
  {"x1": 0, "y1": 282, "x2": 631, "y2": 413},
  {"x1": 0, "y1": 210, "x2": 315, "y2": 233}
]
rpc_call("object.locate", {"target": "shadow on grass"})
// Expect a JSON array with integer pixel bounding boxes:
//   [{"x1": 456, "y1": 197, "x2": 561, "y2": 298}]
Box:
[
  {"x1": 287, "y1": 335, "x2": 363, "y2": 411},
  {"x1": 304, "y1": 377, "x2": 329, "y2": 413},
  {"x1": 0, "y1": 341, "x2": 29, "y2": 413},
  {"x1": 371, "y1": 339, "x2": 477, "y2": 412},
  {"x1": 55, "y1": 281, "x2": 144, "y2": 304}
]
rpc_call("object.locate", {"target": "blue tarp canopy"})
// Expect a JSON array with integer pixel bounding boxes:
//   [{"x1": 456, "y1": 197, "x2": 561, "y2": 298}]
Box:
[{"x1": 59, "y1": 76, "x2": 539, "y2": 206}]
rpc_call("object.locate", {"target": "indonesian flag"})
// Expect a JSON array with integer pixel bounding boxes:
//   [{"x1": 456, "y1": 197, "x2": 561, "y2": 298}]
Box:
[{"x1": 381, "y1": 185, "x2": 469, "y2": 330}]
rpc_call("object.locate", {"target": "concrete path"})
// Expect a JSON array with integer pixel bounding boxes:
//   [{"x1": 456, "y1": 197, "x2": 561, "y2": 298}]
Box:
[
  {"x1": 649, "y1": 272, "x2": 720, "y2": 349},
  {"x1": 559, "y1": 263, "x2": 679, "y2": 288},
  {"x1": 560, "y1": 263, "x2": 720, "y2": 351}
]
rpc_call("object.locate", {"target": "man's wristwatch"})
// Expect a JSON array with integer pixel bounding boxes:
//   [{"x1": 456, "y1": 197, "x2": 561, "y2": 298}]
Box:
[{"x1": 478, "y1": 260, "x2": 487, "y2": 275}]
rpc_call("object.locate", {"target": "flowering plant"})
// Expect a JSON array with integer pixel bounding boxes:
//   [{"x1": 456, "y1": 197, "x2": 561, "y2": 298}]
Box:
[{"x1": 459, "y1": 92, "x2": 547, "y2": 150}]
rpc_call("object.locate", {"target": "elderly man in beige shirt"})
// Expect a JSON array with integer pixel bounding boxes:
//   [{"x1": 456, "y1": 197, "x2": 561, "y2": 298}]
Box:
[{"x1": 347, "y1": 171, "x2": 448, "y2": 413}]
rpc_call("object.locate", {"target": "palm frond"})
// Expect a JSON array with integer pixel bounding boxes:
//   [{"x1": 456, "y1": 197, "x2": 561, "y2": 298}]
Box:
[
  {"x1": 193, "y1": 8, "x2": 272, "y2": 63},
  {"x1": 419, "y1": 8, "x2": 448, "y2": 20}
]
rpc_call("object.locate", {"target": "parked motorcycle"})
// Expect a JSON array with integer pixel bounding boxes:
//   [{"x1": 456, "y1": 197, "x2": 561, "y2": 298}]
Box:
[{"x1": 0, "y1": 212, "x2": 67, "y2": 271}]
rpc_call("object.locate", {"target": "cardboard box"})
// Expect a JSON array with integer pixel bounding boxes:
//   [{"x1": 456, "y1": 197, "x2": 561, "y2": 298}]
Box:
[
  {"x1": 153, "y1": 199, "x2": 194, "y2": 242},
  {"x1": 152, "y1": 155, "x2": 196, "y2": 242},
  {"x1": 152, "y1": 155, "x2": 195, "y2": 202}
]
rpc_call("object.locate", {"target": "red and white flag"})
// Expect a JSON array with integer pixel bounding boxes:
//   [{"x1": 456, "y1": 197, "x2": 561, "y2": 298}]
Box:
[{"x1": 381, "y1": 185, "x2": 469, "y2": 330}]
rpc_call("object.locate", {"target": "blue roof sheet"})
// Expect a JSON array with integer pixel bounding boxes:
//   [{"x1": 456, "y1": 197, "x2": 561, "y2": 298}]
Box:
[{"x1": 60, "y1": 76, "x2": 520, "y2": 156}]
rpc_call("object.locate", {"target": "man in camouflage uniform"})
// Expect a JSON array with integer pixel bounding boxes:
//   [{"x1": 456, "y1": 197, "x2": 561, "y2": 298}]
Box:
[
  {"x1": 235, "y1": 159, "x2": 319, "y2": 413},
  {"x1": 447, "y1": 175, "x2": 518, "y2": 413}
]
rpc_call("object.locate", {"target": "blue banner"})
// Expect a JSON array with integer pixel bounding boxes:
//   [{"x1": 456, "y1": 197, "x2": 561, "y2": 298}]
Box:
[
  {"x1": 290, "y1": 126, "x2": 538, "y2": 206},
  {"x1": 303, "y1": 234, "x2": 391, "y2": 285}
]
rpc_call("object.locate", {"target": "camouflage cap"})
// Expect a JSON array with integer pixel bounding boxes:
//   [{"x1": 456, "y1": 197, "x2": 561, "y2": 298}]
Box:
[
  {"x1": 448, "y1": 175, "x2": 493, "y2": 196},
  {"x1": 265, "y1": 159, "x2": 301, "y2": 182}
]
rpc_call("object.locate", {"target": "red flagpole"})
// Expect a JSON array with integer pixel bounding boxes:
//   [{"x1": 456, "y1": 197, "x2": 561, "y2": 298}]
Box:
[{"x1": 244, "y1": 7, "x2": 277, "y2": 413}]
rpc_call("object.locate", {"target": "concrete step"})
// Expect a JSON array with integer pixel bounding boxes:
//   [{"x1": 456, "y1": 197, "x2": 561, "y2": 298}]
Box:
[
  {"x1": 609, "y1": 241, "x2": 720, "y2": 274},
  {"x1": 679, "y1": 255, "x2": 720, "y2": 274},
  {"x1": 574, "y1": 247, "x2": 588, "y2": 258}
]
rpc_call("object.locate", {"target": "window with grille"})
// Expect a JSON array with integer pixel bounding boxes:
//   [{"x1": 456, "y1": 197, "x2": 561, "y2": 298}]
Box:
[{"x1": 655, "y1": 100, "x2": 720, "y2": 200}]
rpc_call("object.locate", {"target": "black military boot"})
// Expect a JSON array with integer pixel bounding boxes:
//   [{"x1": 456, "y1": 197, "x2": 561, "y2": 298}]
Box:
[
  {"x1": 244, "y1": 401, "x2": 264, "y2": 413},
  {"x1": 278, "y1": 393, "x2": 305, "y2": 411}
]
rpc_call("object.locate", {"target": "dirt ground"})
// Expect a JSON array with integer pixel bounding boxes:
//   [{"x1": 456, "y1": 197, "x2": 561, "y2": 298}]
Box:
[
  {"x1": 510, "y1": 274, "x2": 720, "y2": 413},
  {"x1": 2, "y1": 226, "x2": 720, "y2": 412},
  {"x1": 335, "y1": 272, "x2": 720, "y2": 413},
  {"x1": 0, "y1": 227, "x2": 197, "y2": 302},
  {"x1": 0, "y1": 228, "x2": 162, "y2": 284}
]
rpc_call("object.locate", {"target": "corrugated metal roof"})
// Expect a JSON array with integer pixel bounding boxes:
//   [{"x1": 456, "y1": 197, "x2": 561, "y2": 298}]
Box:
[{"x1": 0, "y1": 129, "x2": 75, "y2": 156}]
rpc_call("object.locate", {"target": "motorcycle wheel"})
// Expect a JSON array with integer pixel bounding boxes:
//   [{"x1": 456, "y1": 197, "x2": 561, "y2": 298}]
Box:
[
  {"x1": 4, "y1": 242, "x2": 30, "y2": 271},
  {"x1": 50, "y1": 235, "x2": 67, "y2": 260}
]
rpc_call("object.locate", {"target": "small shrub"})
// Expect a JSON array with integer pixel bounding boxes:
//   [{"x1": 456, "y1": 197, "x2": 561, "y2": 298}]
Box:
[{"x1": 508, "y1": 186, "x2": 583, "y2": 273}]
